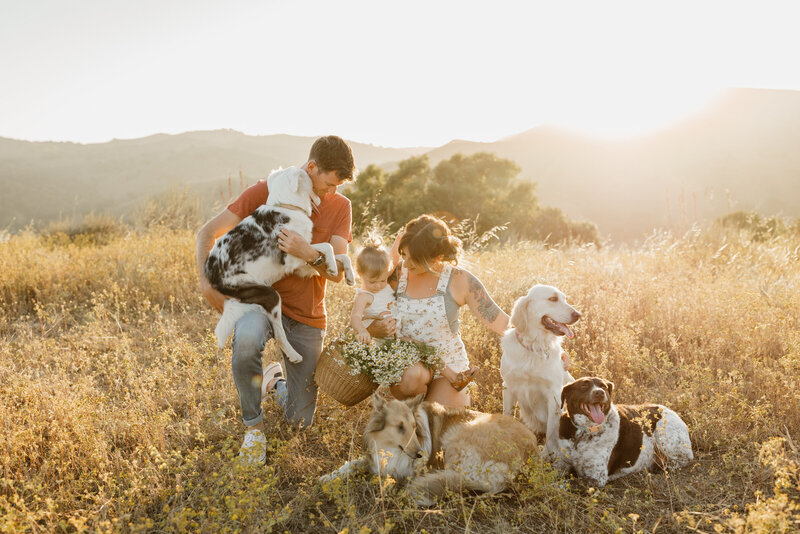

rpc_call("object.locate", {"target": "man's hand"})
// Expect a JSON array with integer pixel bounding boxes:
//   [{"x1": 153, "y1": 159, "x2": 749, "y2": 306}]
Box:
[
  {"x1": 196, "y1": 209, "x2": 241, "y2": 313},
  {"x1": 201, "y1": 280, "x2": 226, "y2": 313},
  {"x1": 277, "y1": 228, "x2": 317, "y2": 263},
  {"x1": 367, "y1": 312, "x2": 396, "y2": 338}
]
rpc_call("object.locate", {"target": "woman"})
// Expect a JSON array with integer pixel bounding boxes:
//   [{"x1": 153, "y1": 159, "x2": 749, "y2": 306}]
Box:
[{"x1": 372, "y1": 215, "x2": 509, "y2": 408}]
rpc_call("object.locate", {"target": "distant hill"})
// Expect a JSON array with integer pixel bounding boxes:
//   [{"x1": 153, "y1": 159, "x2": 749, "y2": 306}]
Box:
[
  {"x1": 423, "y1": 88, "x2": 800, "y2": 239},
  {"x1": 2, "y1": 88, "x2": 799, "y2": 239},
  {"x1": 0, "y1": 131, "x2": 428, "y2": 230}
]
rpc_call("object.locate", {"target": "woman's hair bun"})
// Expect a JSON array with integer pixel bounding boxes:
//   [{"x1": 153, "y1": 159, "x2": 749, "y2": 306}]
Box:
[
  {"x1": 436, "y1": 234, "x2": 461, "y2": 261},
  {"x1": 399, "y1": 215, "x2": 463, "y2": 268}
]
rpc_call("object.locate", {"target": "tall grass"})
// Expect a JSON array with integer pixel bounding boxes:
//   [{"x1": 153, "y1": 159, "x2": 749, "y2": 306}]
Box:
[{"x1": 0, "y1": 222, "x2": 798, "y2": 532}]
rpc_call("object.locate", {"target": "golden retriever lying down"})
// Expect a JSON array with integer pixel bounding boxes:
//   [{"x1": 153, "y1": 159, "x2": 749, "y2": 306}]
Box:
[{"x1": 321, "y1": 393, "x2": 537, "y2": 505}]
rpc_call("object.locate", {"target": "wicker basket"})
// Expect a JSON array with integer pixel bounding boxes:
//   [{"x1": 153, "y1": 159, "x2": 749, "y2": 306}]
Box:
[{"x1": 315, "y1": 341, "x2": 377, "y2": 406}]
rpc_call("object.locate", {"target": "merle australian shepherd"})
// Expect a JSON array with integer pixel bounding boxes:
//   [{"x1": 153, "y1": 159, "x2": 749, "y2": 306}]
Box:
[{"x1": 205, "y1": 166, "x2": 352, "y2": 363}]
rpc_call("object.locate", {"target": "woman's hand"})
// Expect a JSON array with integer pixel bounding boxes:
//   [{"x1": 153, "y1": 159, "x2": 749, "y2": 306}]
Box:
[{"x1": 367, "y1": 312, "x2": 396, "y2": 338}]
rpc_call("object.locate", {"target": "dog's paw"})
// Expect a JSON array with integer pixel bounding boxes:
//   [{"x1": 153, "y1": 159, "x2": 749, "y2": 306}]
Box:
[
  {"x1": 310, "y1": 243, "x2": 338, "y2": 277},
  {"x1": 284, "y1": 345, "x2": 304, "y2": 363},
  {"x1": 586, "y1": 475, "x2": 608, "y2": 488},
  {"x1": 408, "y1": 486, "x2": 435, "y2": 507},
  {"x1": 335, "y1": 254, "x2": 355, "y2": 285},
  {"x1": 325, "y1": 263, "x2": 338, "y2": 278},
  {"x1": 549, "y1": 456, "x2": 571, "y2": 474},
  {"x1": 286, "y1": 352, "x2": 304, "y2": 364},
  {"x1": 541, "y1": 447, "x2": 559, "y2": 463}
]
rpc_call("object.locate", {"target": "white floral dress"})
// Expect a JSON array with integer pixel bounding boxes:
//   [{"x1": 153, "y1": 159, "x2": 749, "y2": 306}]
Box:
[{"x1": 395, "y1": 263, "x2": 470, "y2": 375}]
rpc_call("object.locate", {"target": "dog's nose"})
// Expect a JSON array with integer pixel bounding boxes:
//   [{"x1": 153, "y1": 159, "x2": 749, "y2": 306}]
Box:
[
  {"x1": 571, "y1": 311, "x2": 582, "y2": 322},
  {"x1": 591, "y1": 390, "x2": 606, "y2": 402}
]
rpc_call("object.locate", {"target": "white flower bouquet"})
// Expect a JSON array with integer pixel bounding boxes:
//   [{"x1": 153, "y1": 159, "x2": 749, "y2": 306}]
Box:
[{"x1": 333, "y1": 332, "x2": 444, "y2": 386}]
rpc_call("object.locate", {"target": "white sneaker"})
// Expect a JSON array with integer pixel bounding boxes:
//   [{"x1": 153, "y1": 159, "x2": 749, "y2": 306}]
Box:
[{"x1": 237, "y1": 428, "x2": 267, "y2": 465}]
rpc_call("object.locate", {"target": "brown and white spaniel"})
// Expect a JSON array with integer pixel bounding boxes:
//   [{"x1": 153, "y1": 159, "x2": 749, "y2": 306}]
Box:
[{"x1": 553, "y1": 377, "x2": 693, "y2": 487}]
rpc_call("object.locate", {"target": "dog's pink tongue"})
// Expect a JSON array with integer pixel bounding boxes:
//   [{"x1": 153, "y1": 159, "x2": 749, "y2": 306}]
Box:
[
  {"x1": 588, "y1": 404, "x2": 605, "y2": 424},
  {"x1": 559, "y1": 322, "x2": 575, "y2": 338}
]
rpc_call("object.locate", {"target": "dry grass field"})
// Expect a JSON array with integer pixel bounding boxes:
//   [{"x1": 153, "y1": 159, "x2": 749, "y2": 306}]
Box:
[{"x1": 1, "y1": 220, "x2": 799, "y2": 533}]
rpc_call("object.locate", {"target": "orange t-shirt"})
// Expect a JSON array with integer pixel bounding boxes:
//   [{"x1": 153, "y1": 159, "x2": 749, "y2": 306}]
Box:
[{"x1": 226, "y1": 180, "x2": 352, "y2": 329}]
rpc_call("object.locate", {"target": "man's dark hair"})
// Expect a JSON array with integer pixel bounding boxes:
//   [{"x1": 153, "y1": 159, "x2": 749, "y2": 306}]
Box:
[{"x1": 308, "y1": 135, "x2": 356, "y2": 182}]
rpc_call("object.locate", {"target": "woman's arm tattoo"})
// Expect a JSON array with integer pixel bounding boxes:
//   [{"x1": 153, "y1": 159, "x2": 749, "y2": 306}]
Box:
[{"x1": 466, "y1": 272, "x2": 501, "y2": 323}]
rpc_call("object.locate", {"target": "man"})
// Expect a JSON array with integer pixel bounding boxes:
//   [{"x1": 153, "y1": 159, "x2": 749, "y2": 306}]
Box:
[{"x1": 196, "y1": 135, "x2": 356, "y2": 464}]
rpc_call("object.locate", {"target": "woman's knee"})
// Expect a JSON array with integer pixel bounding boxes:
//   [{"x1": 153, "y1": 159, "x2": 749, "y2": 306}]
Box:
[
  {"x1": 391, "y1": 364, "x2": 431, "y2": 398},
  {"x1": 426, "y1": 378, "x2": 469, "y2": 408}
]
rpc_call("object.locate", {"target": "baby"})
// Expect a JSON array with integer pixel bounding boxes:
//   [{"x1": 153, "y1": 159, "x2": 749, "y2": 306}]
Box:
[
  {"x1": 349, "y1": 239, "x2": 477, "y2": 391},
  {"x1": 350, "y1": 239, "x2": 397, "y2": 344}
]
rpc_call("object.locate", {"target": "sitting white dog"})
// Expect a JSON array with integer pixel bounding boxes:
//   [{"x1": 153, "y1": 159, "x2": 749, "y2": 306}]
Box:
[
  {"x1": 500, "y1": 284, "x2": 581, "y2": 458},
  {"x1": 205, "y1": 166, "x2": 354, "y2": 362}
]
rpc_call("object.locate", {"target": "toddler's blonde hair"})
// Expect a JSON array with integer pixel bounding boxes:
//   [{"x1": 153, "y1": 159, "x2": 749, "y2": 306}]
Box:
[{"x1": 356, "y1": 233, "x2": 392, "y2": 280}]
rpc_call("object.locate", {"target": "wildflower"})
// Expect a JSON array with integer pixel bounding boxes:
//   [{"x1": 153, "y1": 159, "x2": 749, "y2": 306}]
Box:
[{"x1": 333, "y1": 332, "x2": 444, "y2": 386}]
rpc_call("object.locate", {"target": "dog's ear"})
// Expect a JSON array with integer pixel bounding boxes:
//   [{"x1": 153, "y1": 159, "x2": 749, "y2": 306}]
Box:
[
  {"x1": 372, "y1": 391, "x2": 386, "y2": 412},
  {"x1": 560, "y1": 382, "x2": 575, "y2": 411},
  {"x1": 510, "y1": 295, "x2": 530, "y2": 334},
  {"x1": 364, "y1": 395, "x2": 387, "y2": 439},
  {"x1": 290, "y1": 168, "x2": 303, "y2": 192},
  {"x1": 300, "y1": 171, "x2": 321, "y2": 206},
  {"x1": 603, "y1": 379, "x2": 614, "y2": 397},
  {"x1": 406, "y1": 393, "x2": 424, "y2": 411}
]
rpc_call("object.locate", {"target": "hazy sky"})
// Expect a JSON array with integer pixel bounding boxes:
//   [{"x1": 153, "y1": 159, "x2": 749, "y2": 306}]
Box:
[{"x1": 1, "y1": 0, "x2": 799, "y2": 147}]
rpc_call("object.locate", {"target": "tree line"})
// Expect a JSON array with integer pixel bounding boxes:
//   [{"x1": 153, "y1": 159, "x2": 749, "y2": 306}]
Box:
[{"x1": 344, "y1": 152, "x2": 599, "y2": 244}]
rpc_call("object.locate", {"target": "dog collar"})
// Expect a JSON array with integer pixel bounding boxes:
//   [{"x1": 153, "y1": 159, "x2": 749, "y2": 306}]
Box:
[
  {"x1": 578, "y1": 420, "x2": 604, "y2": 434},
  {"x1": 515, "y1": 330, "x2": 535, "y2": 351},
  {"x1": 274, "y1": 203, "x2": 307, "y2": 213},
  {"x1": 562, "y1": 411, "x2": 603, "y2": 434}
]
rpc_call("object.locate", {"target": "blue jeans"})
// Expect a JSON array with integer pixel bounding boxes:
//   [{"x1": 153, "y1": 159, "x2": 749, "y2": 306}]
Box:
[{"x1": 231, "y1": 311, "x2": 325, "y2": 428}]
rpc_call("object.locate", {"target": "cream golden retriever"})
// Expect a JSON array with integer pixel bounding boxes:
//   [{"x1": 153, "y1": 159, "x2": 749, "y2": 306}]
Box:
[{"x1": 500, "y1": 284, "x2": 581, "y2": 458}]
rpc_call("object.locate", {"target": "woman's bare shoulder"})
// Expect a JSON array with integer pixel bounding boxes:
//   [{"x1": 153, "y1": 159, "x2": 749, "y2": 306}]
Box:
[
  {"x1": 450, "y1": 266, "x2": 479, "y2": 285},
  {"x1": 448, "y1": 266, "x2": 474, "y2": 302}
]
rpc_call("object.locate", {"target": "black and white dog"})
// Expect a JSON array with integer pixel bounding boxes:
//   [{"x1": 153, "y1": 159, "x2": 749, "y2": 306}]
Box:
[
  {"x1": 205, "y1": 166, "x2": 354, "y2": 362},
  {"x1": 554, "y1": 376, "x2": 693, "y2": 487}
]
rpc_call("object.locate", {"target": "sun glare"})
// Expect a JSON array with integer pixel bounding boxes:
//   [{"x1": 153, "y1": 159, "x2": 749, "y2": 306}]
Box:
[{"x1": 548, "y1": 87, "x2": 723, "y2": 139}]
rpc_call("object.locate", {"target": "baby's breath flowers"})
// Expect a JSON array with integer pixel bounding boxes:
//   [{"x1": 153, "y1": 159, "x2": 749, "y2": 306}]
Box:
[{"x1": 333, "y1": 332, "x2": 443, "y2": 386}]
